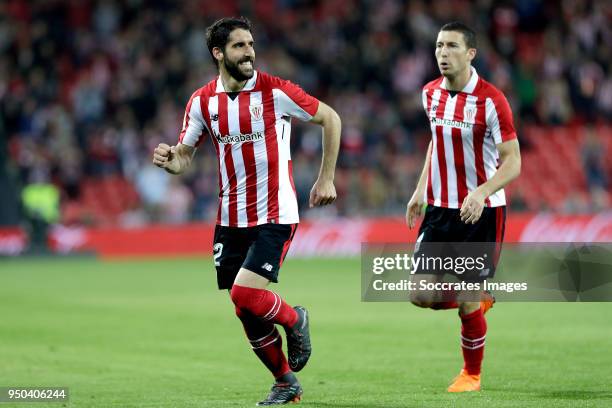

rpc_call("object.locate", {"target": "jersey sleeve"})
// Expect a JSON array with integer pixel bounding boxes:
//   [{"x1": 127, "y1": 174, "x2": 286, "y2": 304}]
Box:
[
  {"x1": 485, "y1": 93, "x2": 517, "y2": 144},
  {"x1": 273, "y1": 80, "x2": 320, "y2": 121},
  {"x1": 422, "y1": 88, "x2": 429, "y2": 117},
  {"x1": 178, "y1": 92, "x2": 209, "y2": 147}
]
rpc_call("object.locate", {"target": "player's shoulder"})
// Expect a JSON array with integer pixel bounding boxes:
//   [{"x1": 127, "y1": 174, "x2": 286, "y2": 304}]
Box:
[
  {"x1": 422, "y1": 76, "x2": 444, "y2": 92},
  {"x1": 188, "y1": 78, "x2": 217, "y2": 101},
  {"x1": 255, "y1": 71, "x2": 290, "y2": 89},
  {"x1": 474, "y1": 77, "x2": 507, "y2": 101}
]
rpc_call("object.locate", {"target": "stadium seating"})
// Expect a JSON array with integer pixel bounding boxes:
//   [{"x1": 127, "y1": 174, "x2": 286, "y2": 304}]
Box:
[
  {"x1": 509, "y1": 126, "x2": 611, "y2": 211},
  {"x1": 62, "y1": 176, "x2": 140, "y2": 226}
]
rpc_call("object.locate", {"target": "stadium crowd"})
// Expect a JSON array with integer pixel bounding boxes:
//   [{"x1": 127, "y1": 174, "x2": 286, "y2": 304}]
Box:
[{"x1": 1, "y1": 0, "x2": 611, "y2": 226}]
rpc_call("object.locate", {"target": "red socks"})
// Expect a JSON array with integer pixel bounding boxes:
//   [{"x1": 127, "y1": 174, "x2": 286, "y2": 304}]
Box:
[
  {"x1": 230, "y1": 285, "x2": 299, "y2": 329},
  {"x1": 460, "y1": 308, "x2": 487, "y2": 375},
  {"x1": 231, "y1": 285, "x2": 299, "y2": 380},
  {"x1": 235, "y1": 307, "x2": 290, "y2": 379}
]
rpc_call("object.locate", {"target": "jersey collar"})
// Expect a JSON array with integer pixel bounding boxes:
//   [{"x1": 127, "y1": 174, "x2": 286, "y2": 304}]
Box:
[
  {"x1": 440, "y1": 66, "x2": 479, "y2": 94},
  {"x1": 215, "y1": 70, "x2": 258, "y2": 93}
]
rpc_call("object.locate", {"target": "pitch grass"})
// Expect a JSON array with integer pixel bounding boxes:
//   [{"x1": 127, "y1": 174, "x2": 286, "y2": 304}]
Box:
[{"x1": 1, "y1": 256, "x2": 611, "y2": 408}]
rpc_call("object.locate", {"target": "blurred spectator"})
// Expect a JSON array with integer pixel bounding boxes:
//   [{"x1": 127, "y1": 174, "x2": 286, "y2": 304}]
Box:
[
  {"x1": 582, "y1": 127, "x2": 607, "y2": 191},
  {"x1": 21, "y1": 169, "x2": 59, "y2": 252},
  {"x1": 135, "y1": 162, "x2": 171, "y2": 222},
  {"x1": 1, "y1": 0, "x2": 611, "y2": 226},
  {"x1": 160, "y1": 177, "x2": 194, "y2": 224}
]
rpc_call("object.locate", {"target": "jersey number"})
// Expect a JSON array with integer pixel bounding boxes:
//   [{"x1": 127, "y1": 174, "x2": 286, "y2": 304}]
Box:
[{"x1": 213, "y1": 243, "x2": 224, "y2": 266}]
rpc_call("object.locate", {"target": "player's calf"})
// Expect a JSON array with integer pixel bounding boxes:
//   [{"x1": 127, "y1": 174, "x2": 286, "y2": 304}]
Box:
[{"x1": 235, "y1": 306, "x2": 292, "y2": 379}]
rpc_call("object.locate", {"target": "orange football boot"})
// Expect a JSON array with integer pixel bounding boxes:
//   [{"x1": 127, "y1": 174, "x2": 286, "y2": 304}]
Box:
[{"x1": 447, "y1": 369, "x2": 481, "y2": 392}]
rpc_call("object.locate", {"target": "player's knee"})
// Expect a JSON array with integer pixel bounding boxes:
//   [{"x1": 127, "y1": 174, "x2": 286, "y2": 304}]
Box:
[
  {"x1": 410, "y1": 293, "x2": 433, "y2": 308},
  {"x1": 230, "y1": 284, "x2": 248, "y2": 309},
  {"x1": 230, "y1": 284, "x2": 264, "y2": 311}
]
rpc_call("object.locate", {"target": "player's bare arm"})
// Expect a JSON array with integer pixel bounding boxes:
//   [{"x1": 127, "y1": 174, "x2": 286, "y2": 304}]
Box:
[
  {"x1": 308, "y1": 101, "x2": 341, "y2": 208},
  {"x1": 460, "y1": 139, "x2": 521, "y2": 224},
  {"x1": 406, "y1": 141, "x2": 433, "y2": 229},
  {"x1": 152, "y1": 143, "x2": 195, "y2": 175}
]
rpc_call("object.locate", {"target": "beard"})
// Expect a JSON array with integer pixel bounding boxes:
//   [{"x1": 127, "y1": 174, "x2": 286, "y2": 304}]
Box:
[{"x1": 224, "y1": 56, "x2": 254, "y2": 82}]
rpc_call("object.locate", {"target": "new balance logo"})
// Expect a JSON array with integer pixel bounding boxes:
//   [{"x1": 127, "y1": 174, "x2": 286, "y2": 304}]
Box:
[
  {"x1": 262, "y1": 263, "x2": 274, "y2": 272},
  {"x1": 480, "y1": 268, "x2": 491, "y2": 277}
]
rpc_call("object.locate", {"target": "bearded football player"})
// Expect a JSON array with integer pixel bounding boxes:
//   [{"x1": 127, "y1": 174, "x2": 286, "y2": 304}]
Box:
[{"x1": 153, "y1": 17, "x2": 341, "y2": 405}]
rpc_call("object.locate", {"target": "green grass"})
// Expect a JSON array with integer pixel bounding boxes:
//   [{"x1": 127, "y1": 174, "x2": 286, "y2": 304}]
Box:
[{"x1": 1, "y1": 256, "x2": 611, "y2": 407}]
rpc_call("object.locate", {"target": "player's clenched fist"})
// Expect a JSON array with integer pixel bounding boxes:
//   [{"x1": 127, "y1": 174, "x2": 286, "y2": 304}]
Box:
[
  {"x1": 309, "y1": 179, "x2": 337, "y2": 208},
  {"x1": 152, "y1": 143, "x2": 175, "y2": 169}
]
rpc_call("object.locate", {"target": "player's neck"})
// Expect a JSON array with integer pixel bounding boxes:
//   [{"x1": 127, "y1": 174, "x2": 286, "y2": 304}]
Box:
[
  {"x1": 219, "y1": 70, "x2": 248, "y2": 92},
  {"x1": 445, "y1": 67, "x2": 472, "y2": 92}
]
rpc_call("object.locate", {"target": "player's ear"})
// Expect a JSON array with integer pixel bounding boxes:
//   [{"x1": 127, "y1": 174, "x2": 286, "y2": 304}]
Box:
[
  {"x1": 212, "y1": 47, "x2": 224, "y2": 63},
  {"x1": 467, "y1": 48, "x2": 476, "y2": 62}
]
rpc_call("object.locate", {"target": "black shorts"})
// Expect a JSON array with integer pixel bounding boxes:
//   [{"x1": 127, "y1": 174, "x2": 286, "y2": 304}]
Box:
[
  {"x1": 213, "y1": 223, "x2": 298, "y2": 290},
  {"x1": 414, "y1": 205, "x2": 506, "y2": 282}
]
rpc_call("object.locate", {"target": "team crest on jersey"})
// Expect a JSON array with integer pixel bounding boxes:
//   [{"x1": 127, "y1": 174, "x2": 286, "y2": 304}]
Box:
[
  {"x1": 464, "y1": 108, "x2": 475, "y2": 122},
  {"x1": 249, "y1": 104, "x2": 263, "y2": 121}
]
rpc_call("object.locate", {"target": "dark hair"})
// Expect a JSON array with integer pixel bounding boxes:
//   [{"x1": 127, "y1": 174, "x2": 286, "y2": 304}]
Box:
[
  {"x1": 205, "y1": 17, "x2": 252, "y2": 66},
  {"x1": 440, "y1": 22, "x2": 477, "y2": 49}
]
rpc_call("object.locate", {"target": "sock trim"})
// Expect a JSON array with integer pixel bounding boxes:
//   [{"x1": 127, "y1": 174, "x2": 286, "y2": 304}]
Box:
[
  {"x1": 461, "y1": 341, "x2": 486, "y2": 350},
  {"x1": 248, "y1": 327, "x2": 276, "y2": 343},
  {"x1": 461, "y1": 334, "x2": 486, "y2": 343},
  {"x1": 251, "y1": 333, "x2": 280, "y2": 350},
  {"x1": 262, "y1": 292, "x2": 282, "y2": 321}
]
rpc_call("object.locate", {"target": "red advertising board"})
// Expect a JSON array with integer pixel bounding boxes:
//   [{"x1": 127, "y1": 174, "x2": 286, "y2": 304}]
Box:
[{"x1": 2, "y1": 212, "x2": 611, "y2": 258}]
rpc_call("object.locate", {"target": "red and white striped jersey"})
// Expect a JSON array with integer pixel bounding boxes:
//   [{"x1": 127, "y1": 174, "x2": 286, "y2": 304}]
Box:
[
  {"x1": 178, "y1": 70, "x2": 319, "y2": 227},
  {"x1": 422, "y1": 67, "x2": 517, "y2": 208}
]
